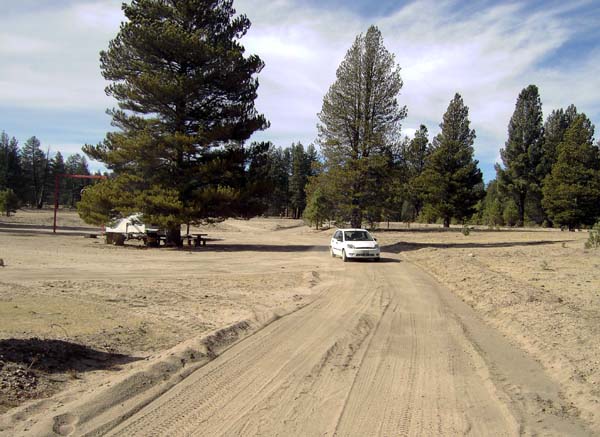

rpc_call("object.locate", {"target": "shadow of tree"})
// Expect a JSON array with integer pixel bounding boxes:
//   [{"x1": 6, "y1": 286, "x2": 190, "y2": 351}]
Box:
[
  {"x1": 0, "y1": 338, "x2": 141, "y2": 373},
  {"x1": 382, "y1": 240, "x2": 572, "y2": 254},
  {"x1": 184, "y1": 244, "x2": 330, "y2": 253}
]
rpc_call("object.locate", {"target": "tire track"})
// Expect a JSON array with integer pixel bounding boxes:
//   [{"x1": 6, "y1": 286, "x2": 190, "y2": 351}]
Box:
[{"x1": 97, "y1": 257, "x2": 585, "y2": 436}]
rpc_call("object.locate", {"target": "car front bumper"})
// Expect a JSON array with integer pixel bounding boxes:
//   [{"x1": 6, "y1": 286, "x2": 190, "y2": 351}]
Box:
[{"x1": 346, "y1": 249, "x2": 380, "y2": 258}]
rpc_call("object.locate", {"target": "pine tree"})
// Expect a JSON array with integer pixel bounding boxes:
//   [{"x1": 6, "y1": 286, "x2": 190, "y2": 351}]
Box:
[
  {"x1": 403, "y1": 125, "x2": 431, "y2": 221},
  {"x1": 0, "y1": 132, "x2": 22, "y2": 199},
  {"x1": 496, "y1": 85, "x2": 544, "y2": 226},
  {"x1": 21, "y1": 136, "x2": 50, "y2": 208},
  {"x1": 288, "y1": 143, "x2": 318, "y2": 219},
  {"x1": 265, "y1": 146, "x2": 291, "y2": 216},
  {"x1": 51, "y1": 152, "x2": 67, "y2": 205},
  {"x1": 289, "y1": 143, "x2": 307, "y2": 219},
  {"x1": 80, "y1": 0, "x2": 268, "y2": 245},
  {"x1": 65, "y1": 154, "x2": 91, "y2": 207},
  {"x1": 303, "y1": 186, "x2": 331, "y2": 230},
  {"x1": 317, "y1": 25, "x2": 406, "y2": 228},
  {"x1": 542, "y1": 114, "x2": 600, "y2": 229},
  {"x1": 416, "y1": 93, "x2": 483, "y2": 227},
  {"x1": 479, "y1": 180, "x2": 506, "y2": 227},
  {"x1": 0, "y1": 189, "x2": 19, "y2": 216},
  {"x1": 541, "y1": 105, "x2": 580, "y2": 176}
]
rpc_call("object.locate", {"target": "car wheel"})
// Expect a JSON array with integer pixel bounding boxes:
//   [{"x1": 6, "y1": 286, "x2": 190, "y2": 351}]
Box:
[{"x1": 342, "y1": 249, "x2": 348, "y2": 262}]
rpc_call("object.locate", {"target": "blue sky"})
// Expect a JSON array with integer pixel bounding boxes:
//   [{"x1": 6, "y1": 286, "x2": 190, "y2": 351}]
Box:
[{"x1": 1, "y1": 0, "x2": 599, "y2": 181}]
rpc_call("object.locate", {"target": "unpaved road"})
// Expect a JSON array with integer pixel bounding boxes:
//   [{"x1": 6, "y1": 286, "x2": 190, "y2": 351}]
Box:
[
  {"x1": 1, "y1": 214, "x2": 596, "y2": 435},
  {"x1": 106, "y1": 258, "x2": 590, "y2": 436}
]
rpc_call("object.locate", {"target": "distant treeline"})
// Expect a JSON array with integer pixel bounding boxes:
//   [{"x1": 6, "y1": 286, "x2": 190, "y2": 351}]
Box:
[
  {"x1": 4, "y1": 1, "x2": 599, "y2": 234},
  {"x1": 304, "y1": 84, "x2": 600, "y2": 231},
  {"x1": 0, "y1": 132, "x2": 105, "y2": 215}
]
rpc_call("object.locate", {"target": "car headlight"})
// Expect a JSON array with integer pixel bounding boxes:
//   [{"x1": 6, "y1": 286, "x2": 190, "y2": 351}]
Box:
[
  {"x1": 374, "y1": 243, "x2": 379, "y2": 248},
  {"x1": 346, "y1": 244, "x2": 355, "y2": 249}
]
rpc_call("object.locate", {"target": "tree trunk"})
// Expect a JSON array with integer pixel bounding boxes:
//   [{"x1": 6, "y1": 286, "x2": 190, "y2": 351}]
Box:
[
  {"x1": 443, "y1": 216, "x2": 450, "y2": 228},
  {"x1": 166, "y1": 225, "x2": 182, "y2": 247},
  {"x1": 517, "y1": 192, "x2": 526, "y2": 227},
  {"x1": 350, "y1": 207, "x2": 362, "y2": 228}
]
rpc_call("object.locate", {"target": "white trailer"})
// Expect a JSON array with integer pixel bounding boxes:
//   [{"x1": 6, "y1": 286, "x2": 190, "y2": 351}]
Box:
[{"x1": 104, "y1": 214, "x2": 164, "y2": 246}]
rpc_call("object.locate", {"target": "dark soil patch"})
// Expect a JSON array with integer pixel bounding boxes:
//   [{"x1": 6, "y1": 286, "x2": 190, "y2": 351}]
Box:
[{"x1": 0, "y1": 338, "x2": 140, "y2": 414}]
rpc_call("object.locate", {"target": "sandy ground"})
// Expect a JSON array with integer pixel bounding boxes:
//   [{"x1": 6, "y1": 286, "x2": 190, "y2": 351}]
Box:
[{"x1": 0, "y1": 210, "x2": 598, "y2": 435}]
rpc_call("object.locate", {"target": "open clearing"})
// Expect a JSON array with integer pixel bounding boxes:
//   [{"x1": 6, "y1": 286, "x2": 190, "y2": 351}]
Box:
[{"x1": 0, "y1": 210, "x2": 599, "y2": 436}]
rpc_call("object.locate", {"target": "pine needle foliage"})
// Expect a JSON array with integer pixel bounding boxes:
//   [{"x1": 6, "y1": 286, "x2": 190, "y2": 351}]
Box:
[{"x1": 80, "y1": 0, "x2": 268, "y2": 244}]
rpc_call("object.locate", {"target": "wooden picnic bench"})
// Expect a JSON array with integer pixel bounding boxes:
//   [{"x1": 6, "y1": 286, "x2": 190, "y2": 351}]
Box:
[{"x1": 184, "y1": 233, "x2": 208, "y2": 247}]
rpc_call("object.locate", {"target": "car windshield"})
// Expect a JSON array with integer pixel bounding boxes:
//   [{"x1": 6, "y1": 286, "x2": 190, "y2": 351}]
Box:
[{"x1": 344, "y1": 231, "x2": 373, "y2": 241}]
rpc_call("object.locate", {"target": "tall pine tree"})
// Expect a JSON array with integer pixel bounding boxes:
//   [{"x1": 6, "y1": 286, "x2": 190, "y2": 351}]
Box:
[
  {"x1": 0, "y1": 132, "x2": 22, "y2": 198},
  {"x1": 542, "y1": 114, "x2": 600, "y2": 229},
  {"x1": 496, "y1": 85, "x2": 544, "y2": 226},
  {"x1": 403, "y1": 125, "x2": 431, "y2": 221},
  {"x1": 416, "y1": 94, "x2": 483, "y2": 227},
  {"x1": 317, "y1": 25, "x2": 406, "y2": 228},
  {"x1": 21, "y1": 136, "x2": 50, "y2": 208},
  {"x1": 80, "y1": 0, "x2": 268, "y2": 245}
]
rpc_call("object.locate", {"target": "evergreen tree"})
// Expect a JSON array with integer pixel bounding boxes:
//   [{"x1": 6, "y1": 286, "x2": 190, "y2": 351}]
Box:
[
  {"x1": 65, "y1": 153, "x2": 91, "y2": 207},
  {"x1": 289, "y1": 143, "x2": 307, "y2": 219},
  {"x1": 496, "y1": 85, "x2": 544, "y2": 226},
  {"x1": 51, "y1": 152, "x2": 67, "y2": 205},
  {"x1": 542, "y1": 114, "x2": 600, "y2": 229},
  {"x1": 0, "y1": 132, "x2": 23, "y2": 199},
  {"x1": 317, "y1": 25, "x2": 406, "y2": 228},
  {"x1": 288, "y1": 142, "x2": 318, "y2": 219},
  {"x1": 265, "y1": 146, "x2": 291, "y2": 216},
  {"x1": 540, "y1": 105, "x2": 580, "y2": 176},
  {"x1": 479, "y1": 179, "x2": 506, "y2": 227},
  {"x1": 21, "y1": 136, "x2": 50, "y2": 208},
  {"x1": 303, "y1": 186, "x2": 331, "y2": 230},
  {"x1": 80, "y1": 0, "x2": 268, "y2": 245},
  {"x1": 243, "y1": 141, "x2": 278, "y2": 218},
  {"x1": 403, "y1": 125, "x2": 431, "y2": 221},
  {"x1": 416, "y1": 93, "x2": 483, "y2": 227},
  {"x1": 0, "y1": 189, "x2": 19, "y2": 216}
]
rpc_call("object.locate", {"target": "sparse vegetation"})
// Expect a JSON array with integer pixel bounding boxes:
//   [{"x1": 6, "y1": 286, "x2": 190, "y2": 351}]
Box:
[
  {"x1": 585, "y1": 223, "x2": 600, "y2": 249},
  {"x1": 0, "y1": 188, "x2": 18, "y2": 216}
]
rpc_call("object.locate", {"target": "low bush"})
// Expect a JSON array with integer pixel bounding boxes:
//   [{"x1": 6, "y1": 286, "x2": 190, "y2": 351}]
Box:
[{"x1": 585, "y1": 222, "x2": 600, "y2": 249}]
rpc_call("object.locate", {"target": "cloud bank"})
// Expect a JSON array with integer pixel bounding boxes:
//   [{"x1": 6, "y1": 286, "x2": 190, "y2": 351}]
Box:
[{"x1": 1, "y1": 0, "x2": 598, "y2": 178}]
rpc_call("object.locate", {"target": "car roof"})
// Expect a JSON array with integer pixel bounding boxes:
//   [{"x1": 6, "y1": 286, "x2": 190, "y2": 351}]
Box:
[{"x1": 336, "y1": 228, "x2": 370, "y2": 232}]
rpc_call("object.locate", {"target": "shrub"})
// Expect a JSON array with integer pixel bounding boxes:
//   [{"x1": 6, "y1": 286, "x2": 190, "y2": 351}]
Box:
[
  {"x1": 585, "y1": 222, "x2": 600, "y2": 249},
  {"x1": 0, "y1": 189, "x2": 19, "y2": 216},
  {"x1": 502, "y1": 200, "x2": 519, "y2": 227},
  {"x1": 461, "y1": 224, "x2": 471, "y2": 236}
]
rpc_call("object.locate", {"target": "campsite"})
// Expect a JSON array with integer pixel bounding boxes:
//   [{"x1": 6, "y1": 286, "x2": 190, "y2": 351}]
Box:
[
  {"x1": 1, "y1": 0, "x2": 600, "y2": 435},
  {"x1": 0, "y1": 210, "x2": 599, "y2": 435}
]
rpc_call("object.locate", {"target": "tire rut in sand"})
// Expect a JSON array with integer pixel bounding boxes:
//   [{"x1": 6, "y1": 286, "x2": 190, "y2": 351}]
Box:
[
  {"x1": 106, "y1": 272, "x2": 385, "y2": 436},
  {"x1": 101, "y1": 259, "x2": 584, "y2": 436}
]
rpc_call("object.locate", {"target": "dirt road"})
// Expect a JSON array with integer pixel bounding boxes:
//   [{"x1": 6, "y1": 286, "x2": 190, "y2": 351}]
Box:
[
  {"x1": 105, "y1": 258, "x2": 589, "y2": 436},
  {"x1": 1, "y1": 214, "x2": 596, "y2": 435}
]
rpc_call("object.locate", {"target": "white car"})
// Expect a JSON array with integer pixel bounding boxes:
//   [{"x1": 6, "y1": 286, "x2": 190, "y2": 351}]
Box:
[{"x1": 330, "y1": 228, "x2": 380, "y2": 262}]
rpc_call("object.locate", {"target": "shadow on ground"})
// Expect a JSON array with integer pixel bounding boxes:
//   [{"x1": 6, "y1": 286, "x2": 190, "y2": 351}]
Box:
[
  {"x1": 0, "y1": 338, "x2": 141, "y2": 373},
  {"x1": 383, "y1": 240, "x2": 573, "y2": 254},
  {"x1": 183, "y1": 243, "x2": 330, "y2": 253}
]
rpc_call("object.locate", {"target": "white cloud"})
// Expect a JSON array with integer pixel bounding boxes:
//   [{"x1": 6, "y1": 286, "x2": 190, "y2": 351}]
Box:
[
  {"x1": 1, "y1": 0, "x2": 598, "y2": 179},
  {"x1": 0, "y1": 0, "x2": 122, "y2": 110},
  {"x1": 236, "y1": 0, "x2": 600, "y2": 176}
]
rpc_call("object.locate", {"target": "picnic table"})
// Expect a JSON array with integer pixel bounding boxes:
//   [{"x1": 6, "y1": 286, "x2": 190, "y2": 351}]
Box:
[{"x1": 184, "y1": 233, "x2": 208, "y2": 247}]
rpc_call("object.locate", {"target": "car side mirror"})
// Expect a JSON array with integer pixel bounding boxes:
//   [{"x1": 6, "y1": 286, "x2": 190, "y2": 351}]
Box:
[{"x1": 374, "y1": 237, "x2": 377, "y2": 241}]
